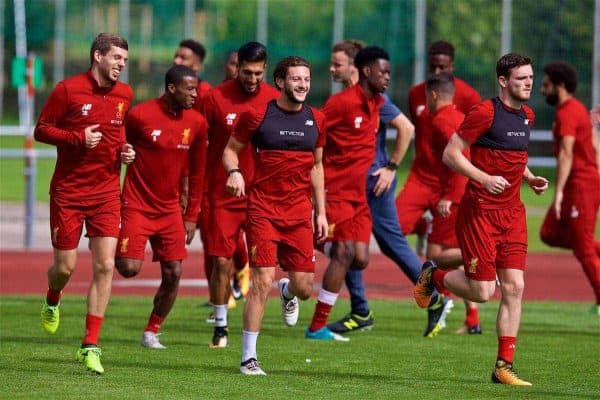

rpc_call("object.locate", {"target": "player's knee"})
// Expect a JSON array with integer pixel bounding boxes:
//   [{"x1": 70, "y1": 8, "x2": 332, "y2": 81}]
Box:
[
  {"x1": 293, "y1": 283, "x2": 312, "y2": 300},
  {"x1": 350, "y1": 254, "x2": 369, "y2": 270},
  {"x1": 331, "y1": 243, "x2": 355, "y2": 266},
  {"x1": 161, "y1": 261, "x2": 182, "y2": 284},
  {"x1": 501, "y1": 279, "x2": 524, "y2": 299},
  {"x1": 115, "y1": 258, "x2": 141, "y2": 278},
  {"x1": 93, "y1": 256, "x2": 114, "y2": 275},
  {"x1": 251, "y1": 274, "x2": 272, "y2": 297}
]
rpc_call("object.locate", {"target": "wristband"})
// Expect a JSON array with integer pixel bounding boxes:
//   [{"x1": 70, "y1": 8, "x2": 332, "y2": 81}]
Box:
[
  {"x1": 385, "y1": 161, "x2": 399, "y2": 171},
  {"x1": 227, "y1": 168, "x2": 242, "y2": 176}
]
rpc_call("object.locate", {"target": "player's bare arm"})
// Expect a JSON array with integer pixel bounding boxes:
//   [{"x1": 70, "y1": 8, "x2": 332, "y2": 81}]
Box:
[
  {"x1": 311, "y1": 147, "x2": 328, "y2": 243},
  {"x1": 371, "y1": 113, "x2": 414, "y2": 197},
  {"x1": 443, "y1": 133, "x2": 509, "y2": 195},
  {"x1": 551, "y1": 135, "x2": 574, "y2": 218},
  {"x1": 222, "y1": 136, "x2": 246, "y2": 197}
]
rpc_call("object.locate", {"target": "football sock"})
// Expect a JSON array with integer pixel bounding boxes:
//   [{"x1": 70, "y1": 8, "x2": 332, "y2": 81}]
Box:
[
  {"x1": 309, "y1": 288, "x2": 337, "y2": 331},
  {"x1": 465, "y1": 305, "x2": 479, "y2": 327},
  {"x1": 241, "y1": 330, "x2": 258, "y2": 362},
  {"x1": 46, "y1": 288, "x2": 62, "y2": 306},
  {"x1": 214, "y1": 304, "x2": 228, "y2": 328},
  {"x1": 82, "y1": 313, "x2": 103, "y2": 346},
  {"x1": 432, "y1": 268, "x2": 451, "y2": 296},
  {"x1": 497, "y1": 336, "x2": 517, "y2": 363},
  {"x1": 144, "y1": 313, "x2": 164, "y2": 334}
]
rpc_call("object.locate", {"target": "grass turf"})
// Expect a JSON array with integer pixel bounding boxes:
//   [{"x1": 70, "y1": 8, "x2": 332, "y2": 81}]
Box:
[{"x1": 1, "y1": 295, "x2": 598, "y2": 399}]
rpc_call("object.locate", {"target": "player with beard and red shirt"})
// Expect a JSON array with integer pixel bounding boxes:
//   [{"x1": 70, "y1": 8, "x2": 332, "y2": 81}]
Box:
[
  {"x1": 414, "y1": 53, "x2": 549, "y2": 385},
  {"x1": 539, "y1": 62, "x2": 600, "y2": 315},
  {"x1": 304, "y1": 47, "x2": 388, "y2": 341},
  {"x1": 36, "y1": 33, "x2": 134, "y2": 374},
  {"x1": 396, "y1": 41, "x2": 480, "y2": 254},
  {"x1": 203, "y1": 42, "x2": 280, "y2": 348},
  {"x1": 425, "y1": 72, "x2": 482, "y2": 335},
  {"x1": 223, "y1": 56, "x2": 328, "y2": 375},
  {"x1": 115, "y1": 65, "x2": 207, "y2": 349}
]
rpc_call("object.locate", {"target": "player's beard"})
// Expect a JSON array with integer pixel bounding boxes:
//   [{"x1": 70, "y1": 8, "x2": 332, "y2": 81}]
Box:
[
  {"x1": 545, "y1": 91, "x2": 559, "y2": 106},
  {"x1": 284, "y1": 86, "x2": 306, "y2": 105}
]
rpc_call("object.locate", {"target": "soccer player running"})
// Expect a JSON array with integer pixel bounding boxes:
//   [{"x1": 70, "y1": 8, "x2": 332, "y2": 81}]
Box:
[
  {"x1": 539, "y1": 62, "x2": 600, "y2": 315},
  {"x1": 203, "y1": 42, "x2": 279, "y2": 348},
  {"x1": 223, "y1": 56, "x2": 328, "y2": 375},
  {"x1": 425, "y1": 72, "x2": 482, "y2": 335},
  {"x1": 397, "y1": 40, "x2": 482, "y2": 334},
  {"x1": 305, "y1": 46, "x2": 388, "y2": 341},
  {"x1": 325, "y1": 40, "x2": 453, "y2": 338},
  {"x1": 36, "y1": 33, "x2": 134, "y2": 374},
  {"x1": 414, "y1": 53, "x2": 549, "y2": 385},
  {"x1": 114, "y1": 65, "x2": 207, "y2": 349}
]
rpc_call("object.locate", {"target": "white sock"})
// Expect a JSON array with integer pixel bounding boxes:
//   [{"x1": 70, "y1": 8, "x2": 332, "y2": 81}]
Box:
[
  {"x1": 317, "y1": 288, "x2": 338, "y2": 306},
  {"x1": 214, "y1": 304, "x2": 228, "y2": 328},
  {"x1": 242, "y1": 330, "x2": 259, "y2": 362},
  {"x1": 282, "y1": 280, "x2": 294, "y2": 300}
]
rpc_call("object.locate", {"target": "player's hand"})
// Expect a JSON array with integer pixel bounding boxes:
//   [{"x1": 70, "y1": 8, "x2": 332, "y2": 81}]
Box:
[
  {"x1": 483, "y1": 175, "x2": 510, "y2": 195},
  {"x1": 314, "y1": 214, "x2": 328, "y2": 244},
  {"x1": 371, "y1": 167, "x2": 395, "y2": 197},
  {"x1": 437, "y1": 199, "x2": 452, "y2": 218},
  {"x1": 527, "y1": 175, "x2": 549, "y2": 195},
  {"x1": 226, "y1": 171, "x2": 245, "y2": 197},
  {"x1": 84, "y1": 124, "x2": 102, "y2": 148},
  {"x1": 184, "y1": 220, "x2": 196, "y2": 245},
  {"x1": 120, "y1": 143, "x2": 136, "y2": 164},
  {"x1": 553, "y1": 190, "x2": 563, "y2": 220}
]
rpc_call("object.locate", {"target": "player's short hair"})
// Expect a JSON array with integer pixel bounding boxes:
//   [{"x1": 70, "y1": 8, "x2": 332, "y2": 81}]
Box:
[
  {"x1": 179, "y1": 39, "x2": 207, "y2": 62},
  {"x1": 543, "y1": 61, "x2": 577, "y2": 94},
  {"x1": 237, "y1": 41, "x2": 268, "y2": 65},
  {"x1": 331, "y1": 39, "x2": 365, "y2": 62},
  {"x1": 428, "y1": 40, "x2": 455, "y2": 60},
  {"x1": 273, "y1": 56, "x2": 311, "y2": 89},
  {"x1": 496, "y1": 53, "x2": 532, "y2": 78},
  {"x1": 165, "y1": 65, "x2": 197, "y2": 89},
  {"x1": 354, "y1": 46, "x2": 390, "y2": 78},
  {"x1": 89, "y1": 33, "x2": 128, "y2": 66},
  {"x1": 426, "y1": 72, "x2": 455, "y2": 97}
]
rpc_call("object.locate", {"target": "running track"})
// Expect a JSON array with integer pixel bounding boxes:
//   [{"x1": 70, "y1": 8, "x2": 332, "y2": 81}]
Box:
[{"x1": 0, "y1": 250, "x2": 593, "y2": 302}]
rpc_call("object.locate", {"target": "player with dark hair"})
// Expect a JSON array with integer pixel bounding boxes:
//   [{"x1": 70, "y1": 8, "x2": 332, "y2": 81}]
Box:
[
  {"x1": 36, "y1": 32, "x2": 134, "y2": 374},
  {"x1": 173, "y1": 38, "x2": 212, "y2": 107},
  {"x1": 414, "y1": 53, "x2": 549, "y2": 385},
  {"x1": 224, "y1": 50, "x2": 239, "y2": 81},
  {"x1": 397, "y1": 40, "x2": 481, "y2": 334},
  {"x1": 325, "y1": 40, "x2": 453, "y2": 337},
  {"x1": 203, "y1": 41, "x2": 280, "y2": 348},
  {"x1": 223, "y1": 56, "x2": 327, "y2": 375},
  {"x1": 539, "y1": 61, "x2": 600, "y2": 315},
  {"x1": 115, "y1": 65, "x2": 207, "y2": 349},
  {"x1": 305, "y1": 46, "x2": 389, "y2": 341}
]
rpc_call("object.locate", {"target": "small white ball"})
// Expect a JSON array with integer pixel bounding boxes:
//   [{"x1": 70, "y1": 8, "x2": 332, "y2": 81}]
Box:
[{"x1": 305, "y1": 358, "x2": 312, "y2": 363}]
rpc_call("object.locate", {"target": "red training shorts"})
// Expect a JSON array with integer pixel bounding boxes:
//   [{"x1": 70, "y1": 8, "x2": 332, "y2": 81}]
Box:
[
  {"x1": 246, "y1": 215, "x2": 315, "y2": 273},
  {"x1": 428, "y1": 204, "x2": 460, "y2": 248},
  {"x1": 456, "y1": 201, "x2": 527, "y2": 281},
  {"x1": 116, "y1": 208, "x2": 186, "y2": 262},
  {"x1": 49, "y1": 195, "x2": 121, "y2": 250},
  {"x1": 205, "y1": 207, "x2": 246, "y2": 257},
  {"x1": 395, "y1": 175, "x2": 440, "y2": 235},
  {"x1": 325, "y1": 200, "x2": 371, "y2": 243}
]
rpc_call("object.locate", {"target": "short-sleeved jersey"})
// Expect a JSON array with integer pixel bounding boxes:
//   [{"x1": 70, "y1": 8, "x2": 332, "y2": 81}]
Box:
[
  {"x1": 408, "y1": 77, "x2": 480, "y2": 187},
  {"x1": 322, "y1": 84, "x2": 384, "y2": 201},
  {"x1": 34, "y1": 71, "x2": 133, "y2": 200},
  {"x1": 552, "y1": 98, "x2": 599, "y2": 183},
  {"x1": 122, "y1": 97, "x2": 207, "y2": 222},
  {"x1": 233, "y1": 100, "x2": 326, "y2": 220},
  {"x1": 431, "y1": 104, "x2": 468, "y2": 204},
  {"x1": 458, "y1": 97, "x2": 534, "y2": 209},
  {"x1": 369, "y1": 93, "x2": 402, "y2": 176},
  {"x1": 202, "y1": 79, "x2": 280, "y2": 209}
]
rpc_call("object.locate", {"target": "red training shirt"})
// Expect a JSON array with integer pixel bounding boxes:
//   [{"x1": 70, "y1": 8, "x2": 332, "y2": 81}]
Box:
[
  {"x1": 322, "y1": 84, "x2": 384, "y2": 202},
  {"x1": 552, "y1": 97, "x2": 599, "y2": 184},
  {"x1": 458, "y1": 99, "x2": 535, "y2": 209},
  {"x1": 408, "y1": 77, "x2": 480, "y2": 188},
  {"x1": 431, "y1": 104, "x2": 468, "y2": 204},
  {"x1": 34, "y1": 71, "x2": 133, "y2": 200},
  {"x1": 192, "y1": 80, "x2": 212, "y2": 113},
  {"x1": 202, "y1": 79, "x2": 279, "y2": 209},
  {"x1": 122, "y1": 97, "x2": 207, "y2": 222}
]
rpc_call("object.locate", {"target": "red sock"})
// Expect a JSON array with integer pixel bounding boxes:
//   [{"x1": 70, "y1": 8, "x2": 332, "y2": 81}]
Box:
[
  {"x1": 83, "y1": 313, "x2": 104, "y2": 346},
  {"x1": 309, "y1": 301, "x2": 333, "y2": 332},
  {"x1": 46, "y1": 288, "x2": 62, "y2": 306},
  {"x1": 497, "y1": 336, "x2": 517, "y2": 363},
  {"x1": 465, "y1": 305, "x2": 479, "y2": 327},
  {"x1": 432, "y1": 268, "x2": 451, "y2": 296},
  {"x1": 145, "y1": 313, "x2": 165, "y2": 334}
]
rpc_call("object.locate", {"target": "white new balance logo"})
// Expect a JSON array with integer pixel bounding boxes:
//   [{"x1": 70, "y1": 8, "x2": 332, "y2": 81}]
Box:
[
  {"x1": 354, "y1": 116, "x2": 363, "y2": 128},
  {"x1": 305, "y1": 120, "x2": 314, "y2": 126},
  {"x1": 226, "y1": 113, "x2": 237, "y2": 126},
  {"x1": 151, "y1": 130, "x2": 162, "y2": 142},
  {"x1": 81, "y1": 104, "x2": 92, "y2": 116}
]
